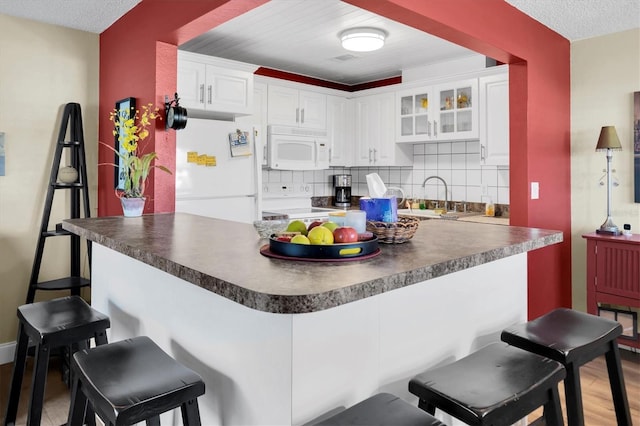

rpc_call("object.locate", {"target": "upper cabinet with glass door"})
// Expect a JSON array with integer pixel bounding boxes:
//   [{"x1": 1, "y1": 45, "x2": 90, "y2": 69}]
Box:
[
  {"x1": 396, "y1": 78, "x2": 478, "y2": 143},
  {"x1": 396, "y1": 88, "x2": 435, "y2": 143},
  {"x1": 432, "y1": 78, "x2": 478, "y2": 141}
]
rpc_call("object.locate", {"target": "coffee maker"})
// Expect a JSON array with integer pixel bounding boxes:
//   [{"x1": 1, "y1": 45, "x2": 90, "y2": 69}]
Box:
[{"x1": 333, "y1": 174, "x2": 352, "y2": 207}]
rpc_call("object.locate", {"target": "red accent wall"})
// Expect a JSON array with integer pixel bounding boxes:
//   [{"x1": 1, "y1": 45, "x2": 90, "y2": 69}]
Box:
[
  {"x1": 99, "y1": 0, "x2": 571, "y2": 318},
  {"x1": 347, "y1": 0, "x2": 572, "y2": 319},
  {"x1": 98, "y1": 0, "x2": 269, "y2": 216},
  {"x1": 255, "y1": 67, "x2": 402, "y2": 92}
]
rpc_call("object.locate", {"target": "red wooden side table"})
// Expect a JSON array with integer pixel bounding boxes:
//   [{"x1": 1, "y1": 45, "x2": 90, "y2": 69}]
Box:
[{"x1": 583, "y1": 232, "x2": 640, "y2": 349}]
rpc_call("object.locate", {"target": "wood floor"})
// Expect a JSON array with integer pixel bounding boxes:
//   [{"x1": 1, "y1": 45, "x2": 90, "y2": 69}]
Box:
[{"x1": 0, "y1": 349, "x2": 638, "y2": 425}]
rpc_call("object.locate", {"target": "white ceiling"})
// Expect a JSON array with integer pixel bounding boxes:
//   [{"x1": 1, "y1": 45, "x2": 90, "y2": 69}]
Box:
[
  {"x1": 179, "y1": 0, "x2": 476, "y2": 85},
  {"x1": 1, "y1": 0, "x2": 638, "y2": 85}
]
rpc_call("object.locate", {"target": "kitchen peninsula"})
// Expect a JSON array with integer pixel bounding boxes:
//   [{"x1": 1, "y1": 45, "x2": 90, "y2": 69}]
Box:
[{"x1": 64, "y1": 213, "x2": 562, "y2": 425}]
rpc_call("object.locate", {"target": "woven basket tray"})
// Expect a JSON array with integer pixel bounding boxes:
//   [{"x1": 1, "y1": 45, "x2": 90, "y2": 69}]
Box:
[{"x1": 366, "y1": 217, "x2": 419, "y2": 244}]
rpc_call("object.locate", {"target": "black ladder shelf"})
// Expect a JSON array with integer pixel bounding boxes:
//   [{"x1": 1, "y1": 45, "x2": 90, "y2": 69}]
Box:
[{"x1": 26, "y1": 103, "x2": 92, "y2": 303}]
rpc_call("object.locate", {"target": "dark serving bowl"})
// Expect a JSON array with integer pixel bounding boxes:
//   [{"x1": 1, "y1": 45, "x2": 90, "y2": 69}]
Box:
[{"x1": 269, "y1": 236, "x2": 378, "y2": 259}]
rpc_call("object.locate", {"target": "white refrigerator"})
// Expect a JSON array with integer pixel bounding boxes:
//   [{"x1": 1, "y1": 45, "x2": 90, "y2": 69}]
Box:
[{"x1": 175, "y1": 118, "x2": 262, "y2": 223}]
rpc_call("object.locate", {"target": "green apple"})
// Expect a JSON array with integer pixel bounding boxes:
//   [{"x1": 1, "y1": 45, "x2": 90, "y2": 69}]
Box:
[
  {"x1": 322, "y1": 221, "x2": 339, "y2": 232},
  {"x1": 286, "y1": 220, "x2": 308, "y2": 235}
]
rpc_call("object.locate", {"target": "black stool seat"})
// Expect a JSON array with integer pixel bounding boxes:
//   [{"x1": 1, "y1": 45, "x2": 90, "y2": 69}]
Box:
[
  {"x1": 501, "y1": 308, "x2": 632, "y2": 426},
  {"x1": 409, "y1": 342, "x2": 566, "y2": 426},
  {"x1": 315, "y1": 393, "x2": 446, "y2": 426},
  {"x1": 4, "y1": 295, "x2": 110, "y2": 426},
  {"x1": 68, "y1": 336, "x2": 205, "y2": 426}
]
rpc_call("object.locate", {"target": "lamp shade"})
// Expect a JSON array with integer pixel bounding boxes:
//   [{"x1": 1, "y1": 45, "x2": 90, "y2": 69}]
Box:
[
  {"x1": 595, "y1": 126, "x2": 622, "y2": 151},
  {"x1": 340, "y1": 27, "x2": 386, "y2": 52}
]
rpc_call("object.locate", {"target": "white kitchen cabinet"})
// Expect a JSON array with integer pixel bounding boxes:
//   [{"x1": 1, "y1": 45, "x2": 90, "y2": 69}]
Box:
[
  {"x1": 396, "y1": 87, "x2": 436, "y2": 142},
  {"x1": 479, "y1": 72, "x2": 509, "y2": 165},
  {"x1": 177, "y1": 51, "x2": 255, "y2": 118},
  {"x1": 355, "y1": 93, "x2": 411, "y2": 167},
  {"x1": 267, "y1": 85, "x2": 327, "y2": 129},
  {"x1": 396, "y1": 78, "x2": 478, "y2": 142},
  {"x1": 432, "y1": 78, "x2": 478, "y2": 140},
  {"x1": 326, "y1": 95, "x2": 352, "y2": 167}
]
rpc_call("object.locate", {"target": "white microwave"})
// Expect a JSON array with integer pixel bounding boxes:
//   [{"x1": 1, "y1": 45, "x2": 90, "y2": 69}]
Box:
[{"x1": 267, "y1": 125, "x2": 329, "y2": 170}]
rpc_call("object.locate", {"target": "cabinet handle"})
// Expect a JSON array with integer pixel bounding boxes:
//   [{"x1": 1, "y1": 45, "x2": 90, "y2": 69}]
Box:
[
  {"x1": 434, "y1": 120, "x2": 438, "y2": 137},
  {"x1": 199, "y1": 84, "x2": 204, "y2": 103},
  {"x1": 481, "y1": 144, "x2": 486, "y2": 161},
  {"x1": 301, "y1": 108, "x2": 305, "y2": 124},
  {"x1": 373, "y1": 148, "x2": 378, "y2": 163},
  {"x1": 296, "y1": 108, "x2": 300, "y2": 123},
  {"x1": 207, "y1": 85, "x2": 212, "y2": 104},
  {"x1": 369, "y1": 148, "x2": 373, "y2": 163}
]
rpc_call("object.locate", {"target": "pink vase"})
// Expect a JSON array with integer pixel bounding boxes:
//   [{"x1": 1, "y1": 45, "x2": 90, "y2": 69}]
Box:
[{"x1": 120, "y1": 197, "x2": 146, "y2": 217}]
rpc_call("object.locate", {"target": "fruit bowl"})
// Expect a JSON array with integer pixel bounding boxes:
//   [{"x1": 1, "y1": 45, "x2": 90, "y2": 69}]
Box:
[{"x1": 253, "y1": 219, "x2": 288, "y2": 239}]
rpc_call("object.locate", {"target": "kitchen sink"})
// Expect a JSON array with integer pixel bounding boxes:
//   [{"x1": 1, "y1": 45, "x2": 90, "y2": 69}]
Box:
[
  {"x1": 398, "y1": 209, "x2": 484, "y2": 220},
  {"x1": 397, "y1": 209, "x2": 442, "y2": 219}
]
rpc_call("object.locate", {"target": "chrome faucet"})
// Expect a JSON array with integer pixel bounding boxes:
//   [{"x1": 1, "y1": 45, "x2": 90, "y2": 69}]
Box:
[{"x1": 422, "y1": 175, "x2": 449, "y2": 212}]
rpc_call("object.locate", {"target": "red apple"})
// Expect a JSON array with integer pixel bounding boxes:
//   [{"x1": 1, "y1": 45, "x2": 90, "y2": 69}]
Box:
[
  {"x1": 334, "y1": 226, "x2": 359, "y2": 243},
  {"x1": 307, "y1": 221, "x2": 324, "y2": 232}
]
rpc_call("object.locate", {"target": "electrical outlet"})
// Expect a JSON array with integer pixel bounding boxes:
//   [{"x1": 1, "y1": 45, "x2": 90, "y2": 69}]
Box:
[{"x1": 481, "y1": 184, "x2": 488, "y2": 195}]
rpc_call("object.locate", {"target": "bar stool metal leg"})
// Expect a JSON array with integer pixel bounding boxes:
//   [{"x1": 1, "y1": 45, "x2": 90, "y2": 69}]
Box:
[
  {"x1": 181, "y1": 399, "x2": 202, "y2": 426},
  {"x1": 563, "y1": 363, "x2": 584, "y2": 426},
  {"x1": 146, "y1": 415, "x2": 161, "y2": 425},
  {"x1": 4, "y1": 323, "x2": 29, "y2": 426},
  {"x1": 26, "y1": 344, "x2": 51, "y2": 425},
  {"x1": 605, "y1": 341, "x2": 632, "y2": 426},
  {"x1": 543, "y1": 386, "x2": 563, "y2": 425},
  {"x1": 68, "y1": 375, "x2": 89, "y2": 426}
]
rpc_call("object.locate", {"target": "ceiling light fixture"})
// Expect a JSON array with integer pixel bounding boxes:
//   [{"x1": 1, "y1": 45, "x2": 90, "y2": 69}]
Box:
[{"x1": 340, "y1": 27, "x2": 386, "y2": 52}]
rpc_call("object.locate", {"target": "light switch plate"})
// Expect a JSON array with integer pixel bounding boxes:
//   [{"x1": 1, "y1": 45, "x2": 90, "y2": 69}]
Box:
[{"x1": 531, "y1": 182, "x2": 539, "y2": 199}]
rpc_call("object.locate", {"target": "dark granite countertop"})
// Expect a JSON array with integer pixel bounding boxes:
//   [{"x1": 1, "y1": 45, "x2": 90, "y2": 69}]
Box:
[{"x1": 63, "y1": 213, "x2": 562, "y2": 314}]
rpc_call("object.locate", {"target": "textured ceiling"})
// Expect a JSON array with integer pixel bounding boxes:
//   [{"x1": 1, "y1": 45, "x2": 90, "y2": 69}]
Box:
[
  {"x1": 505, "y1": 0, "x2": 640, "y2": 41},
  {"x1": 0, "y1": 0, "x2": 141, "y2": 33},
  {"x1": 0, "y1": 0, "x2": 636, "y2": 40}
]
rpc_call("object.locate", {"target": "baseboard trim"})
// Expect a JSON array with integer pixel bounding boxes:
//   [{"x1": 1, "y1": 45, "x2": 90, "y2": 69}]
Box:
[{"x1": 0, "y1": 341, "x2": 16, "y2": 365}]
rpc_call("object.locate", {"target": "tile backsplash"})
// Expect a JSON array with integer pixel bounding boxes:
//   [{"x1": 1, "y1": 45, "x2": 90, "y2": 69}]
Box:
[{"x1": 262, "y1": 140, "x2": 509, "y2": 205}]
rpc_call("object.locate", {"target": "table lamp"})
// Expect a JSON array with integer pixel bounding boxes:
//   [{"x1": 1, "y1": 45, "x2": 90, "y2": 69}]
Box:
[{"x1": 595, "y1": 126, "x2": 622, "y2": 235}]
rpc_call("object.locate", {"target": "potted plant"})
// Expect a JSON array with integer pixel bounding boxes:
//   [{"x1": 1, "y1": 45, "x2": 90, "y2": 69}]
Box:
[{"x1": 102, "y1": 103, "x2": 172, "y2": 216}]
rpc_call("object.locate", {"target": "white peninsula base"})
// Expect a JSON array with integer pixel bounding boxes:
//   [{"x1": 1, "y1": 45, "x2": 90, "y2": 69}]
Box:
[{"x1": 91, "y1": 244, "x2": 527, "y2": 425}]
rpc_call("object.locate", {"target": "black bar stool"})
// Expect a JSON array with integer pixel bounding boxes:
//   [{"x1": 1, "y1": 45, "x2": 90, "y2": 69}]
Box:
[
  {"x1": 3, "y1": 295, "x2": 110, "y2": 426},
  {"x1": 409, "y1": 342, "x2": 566, "y2": 425},
  {"x1": 67, "y1": 335, "x2": 205, "y2": 426},
  {"x1": 501, "y1": 307, "x2": 632, "y2": 426},
  {"x1": 314, "y1": 393, "x2": 446, "y2": 426}
]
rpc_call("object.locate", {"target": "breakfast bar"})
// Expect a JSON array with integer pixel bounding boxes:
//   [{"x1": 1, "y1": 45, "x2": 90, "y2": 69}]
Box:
[{"x1": 64, "y1": 213, "x2": 562, "y2": 425}]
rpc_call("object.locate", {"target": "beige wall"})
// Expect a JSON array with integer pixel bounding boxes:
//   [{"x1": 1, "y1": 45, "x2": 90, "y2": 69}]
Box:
[
  {"x1": 571, "y1": 28, "x2": 640, "y2": 311},
  {"x1": 0, "y1": 14, "x2": 99, "y2": 347}
]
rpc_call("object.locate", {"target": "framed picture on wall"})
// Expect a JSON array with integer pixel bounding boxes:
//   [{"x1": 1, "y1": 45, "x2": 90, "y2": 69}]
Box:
[
  {"x1": 634, "y1": 91, "x2": 639, "y2": 203},
  {"x1": 114, "y1": 97, "x2": 136, "y2": 190}
]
